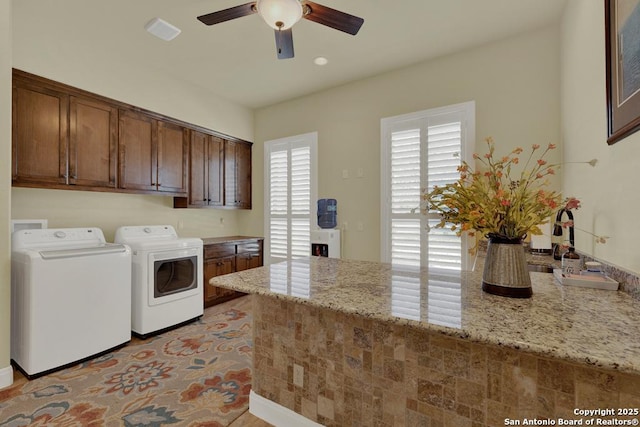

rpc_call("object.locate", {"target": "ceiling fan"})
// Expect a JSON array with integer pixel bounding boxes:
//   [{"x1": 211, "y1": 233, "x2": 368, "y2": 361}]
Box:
[{"x1": 197, "y1": 0, "x2": 364, "y2": 60}]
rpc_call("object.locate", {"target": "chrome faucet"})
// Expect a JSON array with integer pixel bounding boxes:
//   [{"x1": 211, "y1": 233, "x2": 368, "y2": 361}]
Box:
[{"x1": 552, "y1": 208, "x2": 574, "y2": 260}]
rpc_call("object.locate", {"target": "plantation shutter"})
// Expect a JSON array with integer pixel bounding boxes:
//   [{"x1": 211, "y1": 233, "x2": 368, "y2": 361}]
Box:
[
  {"x1": 382, "y1": 101, "x2": 475, "y2": 271},
  {"x1": 388, "y1": 121, "x2": 462, "y2": 270},
  {"x1": 269, "y1": 150, "x2": 288, "y2": 260},
  {"x1": 390, "y1": 129, "x2": 422, "y2": 266},
  {"x1": 290, "y1": 147, "x2": 312, "y2": 258},
  {"x1": 265, "y1": 133, "x2": 317, "y2": 264},
  {"x1": 425, "y1": 122, "x2": 463, "y2": 271}
]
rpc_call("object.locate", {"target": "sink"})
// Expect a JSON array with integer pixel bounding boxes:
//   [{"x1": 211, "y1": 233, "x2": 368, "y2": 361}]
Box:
[{"x1": 527, "y1": 263, "x2": 555, "y2": 273}]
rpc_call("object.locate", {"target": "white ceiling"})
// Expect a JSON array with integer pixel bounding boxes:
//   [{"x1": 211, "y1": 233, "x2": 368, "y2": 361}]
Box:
[{"x1": 13, "y1": 0, "x2": 566, "y2": 109}]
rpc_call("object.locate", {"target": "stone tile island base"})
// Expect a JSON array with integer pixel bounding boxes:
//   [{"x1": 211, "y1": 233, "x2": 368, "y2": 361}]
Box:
[{"x1": 251, "y1": 294, "x2": 640, "y2": 427}]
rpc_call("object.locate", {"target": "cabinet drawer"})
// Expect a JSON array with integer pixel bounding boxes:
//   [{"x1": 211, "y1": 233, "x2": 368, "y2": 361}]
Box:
[
  {"x1": 237, "y1": 241, "x2": 261, "y2": 254},
  {"x1": 204, "y1": 243, "x2": 235, "y2": 259}
]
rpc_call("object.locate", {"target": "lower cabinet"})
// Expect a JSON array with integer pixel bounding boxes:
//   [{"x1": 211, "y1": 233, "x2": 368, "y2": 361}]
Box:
[{"x1": 203, "y1": 237, "x2": 263, "y2": 308}]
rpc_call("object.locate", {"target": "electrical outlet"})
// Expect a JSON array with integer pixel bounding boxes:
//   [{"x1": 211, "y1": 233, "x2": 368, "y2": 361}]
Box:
[
  {"x1": 342, "y1": 169, "x2": 349, "y2": 179},
  {"x1": 357, "y1": 167, "x2": 364, "y2": 178},
  {"x1": 177, "y1": 219, "x2": 184, "y2": 230},
  {"x1": 293, "y1": 364, "x2": 304, "y2": 387},
  {"x1": 357, "y1": 221, "x2": 364, "y2": 232}
]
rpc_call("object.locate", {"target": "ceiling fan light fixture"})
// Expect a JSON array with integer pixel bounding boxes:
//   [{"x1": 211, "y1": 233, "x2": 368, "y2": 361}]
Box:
[{"x1": 256, "y1": 0, "x2": 303, "y2": 30}]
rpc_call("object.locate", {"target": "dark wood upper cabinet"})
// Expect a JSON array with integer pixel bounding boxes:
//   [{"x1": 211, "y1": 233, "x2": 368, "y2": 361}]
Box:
[
  {"x1": 12, "y1": 80, "x2": 68, "y2": 185},
  {"x1": 118, "y1": 110, "x2": 157, "y2": 192},
  {"x1": 12, "y1": 69, "x2": 249, "y2": 204},
  {"x1": 157, "y1": 121, "x2": 188, "y2": 194},
  {"x1": 188, "y1": 131, "x2": 223, "y2": 207},
  {"x1": 208, "y1": 136, "x2": 224, "y2": 207},
  {"x1": 224, "y1": 140, "x2": 252, "y2": 209},
  {"x1": 119, "y1": 111, "x2": 187, "y2": 194},
  {"x1": 182, "y1": 132, "x2": 233, "y2": 209},
  {"x1": 224, "y1": 140, "x2": 238, "y2": 207},
  {"x1": 189, "y1": 130, "x2": 207, "y2": 207},
  {"x1": 69, "y1": 96, "x2": 117, "y2": 188},
  {"x1": 235, "y1": 140, "x2": 252, "y2": 209}
]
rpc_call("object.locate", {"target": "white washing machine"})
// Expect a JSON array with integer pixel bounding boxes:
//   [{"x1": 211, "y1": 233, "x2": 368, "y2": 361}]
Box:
[
  {"x1": 114, "y1": 225, "x2": 203, "y2": 338},
  {"x1": 11, "y1": 228, "x2": 131, "y2": 379}
]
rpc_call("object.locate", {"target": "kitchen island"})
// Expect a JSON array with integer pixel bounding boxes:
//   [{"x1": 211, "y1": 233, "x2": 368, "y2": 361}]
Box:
[{"x1": 210, "y1": 257, "x2": 640, "y2": 427}]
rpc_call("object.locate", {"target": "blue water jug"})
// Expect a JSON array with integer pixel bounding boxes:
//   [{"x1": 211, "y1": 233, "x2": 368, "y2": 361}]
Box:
[{"x1": 317, "y1": 199, "x2": 337, "y2": 229}]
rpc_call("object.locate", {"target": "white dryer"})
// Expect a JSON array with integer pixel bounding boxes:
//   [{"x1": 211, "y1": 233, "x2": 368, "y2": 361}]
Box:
[
  {"x1": 114, "y1": 225, "x2": 203, "y2": 338},
  {"x1": 11, "y1": 228, "x2": 131, "y2": 378}
]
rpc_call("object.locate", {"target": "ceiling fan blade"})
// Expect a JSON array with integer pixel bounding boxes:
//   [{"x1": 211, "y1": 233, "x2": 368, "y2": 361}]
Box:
[
  {"x1": 274, "y1": 28, "x2": 294, "y2": 59},
  {"x1": 302, "y1": 1, "x2": 364, "y2": 35},
  {"x1": 197, "y1": 2, "x2": 257, "y2": 26}
]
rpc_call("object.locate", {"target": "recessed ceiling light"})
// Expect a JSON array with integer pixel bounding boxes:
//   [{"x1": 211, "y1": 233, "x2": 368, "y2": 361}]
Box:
[
  {"x1": 145, "y1": 17, "x2": 181, "y2": 41},
  {"x1": 314, "y1": 56, "x2": 329, "y2": 66}
]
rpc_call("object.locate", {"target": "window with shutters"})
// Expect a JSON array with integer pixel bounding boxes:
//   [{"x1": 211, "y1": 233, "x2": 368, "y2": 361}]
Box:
[
  {"x1": 381, "y1": 101, "x2": 475, "y2": 271},
  {"x1": 264, "y1": 132, "x2": 318, "y2": 265}
]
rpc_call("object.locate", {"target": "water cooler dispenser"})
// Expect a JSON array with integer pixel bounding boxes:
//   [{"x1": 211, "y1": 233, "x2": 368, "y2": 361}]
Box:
[
  {"x1": 311, "y1": 229, "x2": 341, "y2": 258},
  {"x1": 312, "y1": 199, "x2": 340, "y2": 258}
]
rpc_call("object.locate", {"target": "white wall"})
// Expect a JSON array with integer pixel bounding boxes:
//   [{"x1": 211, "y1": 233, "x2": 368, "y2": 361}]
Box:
[
  {"x1": 1, "y1": 0, "x2": 12, "y2": 388},
  {"x1": 243, "y1": 25, "x2": 561, "y2": 261},
  {"x1": 11, "y1": 188, "x2": 239, "y2": 242},
  {"x1": 561, "y1": 1, "x2": 640, "y2": 274}
]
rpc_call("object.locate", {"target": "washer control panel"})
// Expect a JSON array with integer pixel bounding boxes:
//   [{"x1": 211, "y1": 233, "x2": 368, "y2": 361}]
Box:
[{"x1": 12, "y1": 228, "x2": 106, "y2": 250}]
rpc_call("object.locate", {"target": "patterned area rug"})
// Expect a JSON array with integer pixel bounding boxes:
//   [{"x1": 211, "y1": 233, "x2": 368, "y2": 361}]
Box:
[{"x1": 0, "y1": 296, "x2": 253, "y2": 427}]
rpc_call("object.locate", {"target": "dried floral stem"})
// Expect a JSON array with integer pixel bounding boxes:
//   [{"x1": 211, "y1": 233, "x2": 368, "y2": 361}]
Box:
[
  {"x1": 424, "y1": 137, "x2": 562, "y2": 240},
  {"x1": 557, "y1": 220, "x2": 609, "y2": 245}
]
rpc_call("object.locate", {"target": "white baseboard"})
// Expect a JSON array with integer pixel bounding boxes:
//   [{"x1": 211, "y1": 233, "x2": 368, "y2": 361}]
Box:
[
  {"x1": 249, "y1": 390, "x2": 323, "y2": 427},
  {"x1": 0, "y1": 365, "x2": 13, "y2": 390}
]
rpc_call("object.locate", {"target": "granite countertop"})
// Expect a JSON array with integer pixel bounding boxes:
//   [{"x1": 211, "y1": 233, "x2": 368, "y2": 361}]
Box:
[
  {"x1": 201, "y1": 235, "x2": 264, "y2": 245},
  {"x1": 209, "y1": 256, "x2": 640, "y2": 374}
]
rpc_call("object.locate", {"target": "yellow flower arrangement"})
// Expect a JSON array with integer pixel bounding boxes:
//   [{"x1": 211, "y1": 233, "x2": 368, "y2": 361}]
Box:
[{"x1": 423, "y1": 137, "x2": 562, "y2": 241}]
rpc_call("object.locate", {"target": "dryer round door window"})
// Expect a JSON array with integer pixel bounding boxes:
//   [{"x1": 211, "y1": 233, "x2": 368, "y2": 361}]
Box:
[{"x1": 153, "y1": 255, "x2": 197, "y2": 298}]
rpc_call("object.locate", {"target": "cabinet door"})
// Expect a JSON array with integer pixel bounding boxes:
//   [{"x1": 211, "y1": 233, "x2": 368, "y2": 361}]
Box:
[
  {"x1": 224, "y1": 140, "x2": 238, "y2": 207},
  {"x1": 189, "y1": 130, "x2": 207, "y2": 207},
  {"x1": 12, "y1": 82, "x2": 68, "y2": 185},
  {"x1": 204, "y1": 256, "x2": 236, "y2": 306},
  {"x1": 236, "y1": 141, "x2": 252, "y2": 209},
  {"x1": 118, "y1": 110, "x2": 157, "y2": 192},
  {"x1": 236, "y1": 252, "x2": 262, "y2": 271},
  {"x1": 207, "y1": 136, "x2": 224, "y2": 206},
  {"x1": 236, "y1": 240, "x2": 263, "y2": 271},
  {"x1": 223, "y1": 140, "x2": 252, "y2": 209},
  {"x1": 69, "y1": 96, "x2": 117, "y2": 188},
  {"x1": 157, "y1": 122, "x2": 187, "y2": 194}
]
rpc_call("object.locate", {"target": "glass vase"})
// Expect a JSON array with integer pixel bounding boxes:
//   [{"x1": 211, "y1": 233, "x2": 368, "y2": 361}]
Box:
[{"x1": 482, "y1": 236, "x2": 532, "y2": 298}]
